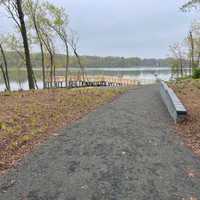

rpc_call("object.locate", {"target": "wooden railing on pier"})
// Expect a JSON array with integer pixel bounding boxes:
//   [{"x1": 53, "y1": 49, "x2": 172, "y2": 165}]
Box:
[{"x1": 45, "y1": 75, "x2": 138, "y2": 89}]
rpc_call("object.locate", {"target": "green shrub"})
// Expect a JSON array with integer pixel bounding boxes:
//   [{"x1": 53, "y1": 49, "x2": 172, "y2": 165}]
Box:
[{"x1": 192, "y1": 68, "x2": 200, "y2": 79}]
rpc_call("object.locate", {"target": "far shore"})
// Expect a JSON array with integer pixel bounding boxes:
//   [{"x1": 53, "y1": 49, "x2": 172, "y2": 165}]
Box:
[{"x1": 6, "y1": 66, "x2": 172, "y2": 72}]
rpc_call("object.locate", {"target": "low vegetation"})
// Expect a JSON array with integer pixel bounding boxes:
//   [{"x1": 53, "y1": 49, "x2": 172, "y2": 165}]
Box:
[
  {"x1": 193, "y1": 67, "x2": 200, "y2": 79},
  {"x1": 0, "y1": 87, "x2": 127, "y2": 173},
  {"x1": 170, "y1": 78, "x2": 200, "y2": 156}
]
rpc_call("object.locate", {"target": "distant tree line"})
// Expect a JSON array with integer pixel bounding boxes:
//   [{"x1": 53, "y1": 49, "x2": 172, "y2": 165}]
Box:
[
  {"x1": 0, "y1": 0, "x2": 84, "y2": 91},
  {"x1": 2, "y1": 52, "x2": 174, "y2": 69}
]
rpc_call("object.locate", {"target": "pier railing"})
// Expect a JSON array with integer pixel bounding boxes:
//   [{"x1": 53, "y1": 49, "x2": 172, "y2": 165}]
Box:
[{"x1": 45, "y1": 75, "x2": 138, "y2": 89}]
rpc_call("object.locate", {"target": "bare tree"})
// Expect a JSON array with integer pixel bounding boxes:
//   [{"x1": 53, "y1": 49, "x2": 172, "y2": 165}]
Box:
[
  {"x1": 189, "y1": 31, "x2": 195, "y2": 68},
  {"x1": 181, "y1": 0, "x2": 200, "y2": 11},
  {"x1": 69, "y1": 31, "x2": 85, "y2": 81},
  {"x1": 25, "y1": 0, "x2": 46, "y2": 88},
  {"x1": 40, "y1": 28, "x2": 55, "y2": 87},
  {"x1": 44, "y1": 3, "x2": 70, "y2": 86},
  {"x1": 3, "y1": 33, "x2": 38, "y2": 89},
  {"x1": 190, "y1": 22, "x2": 200, "y2": 67},
  {"x1": 169, "y1": 43, "x2": 186, "y2": 78},
  {"x1": 1, "y1": 0, "x2": 35, "y2": 89},
  {"x1": 0, "y1": 42, "x2": 10, "y2": 90}
]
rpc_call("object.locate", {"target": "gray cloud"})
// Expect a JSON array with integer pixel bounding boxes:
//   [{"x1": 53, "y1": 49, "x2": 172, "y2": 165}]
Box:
[{"x1": 1, "y1": 0, "x2": 198, "y2": 58}]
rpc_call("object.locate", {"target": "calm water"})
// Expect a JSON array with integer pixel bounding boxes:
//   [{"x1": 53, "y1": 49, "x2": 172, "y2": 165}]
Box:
[{"x1": 0, "y1": 67, "x2": 172, "y2": 91}]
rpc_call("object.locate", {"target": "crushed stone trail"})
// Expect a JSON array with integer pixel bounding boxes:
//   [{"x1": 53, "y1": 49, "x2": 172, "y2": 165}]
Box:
[{"x1": 1, "y1": 84, "x2": 200, "y2": 200}]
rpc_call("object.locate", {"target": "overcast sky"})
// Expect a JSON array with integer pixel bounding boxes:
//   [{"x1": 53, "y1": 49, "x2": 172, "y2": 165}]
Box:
[{"x1": 0, "y1": 0, "x2": 198, "y2": 58}]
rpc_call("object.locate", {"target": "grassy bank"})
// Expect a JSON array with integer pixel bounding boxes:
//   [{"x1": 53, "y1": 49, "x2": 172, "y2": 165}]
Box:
[
  {"x1": 0, "y1": 87, "x2": 128, "y2": 173},
  {"x1": 170, "y1": 79, "x2": 200, "y2": 156}
]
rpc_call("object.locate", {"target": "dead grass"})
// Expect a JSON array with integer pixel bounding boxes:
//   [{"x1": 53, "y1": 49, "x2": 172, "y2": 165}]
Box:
[
  {"x1": 0, "y1": 87, "x2": 128, "y2": 173},
  {"x1": 170, "y1": 79, "x2": 200, "y2": 156}
]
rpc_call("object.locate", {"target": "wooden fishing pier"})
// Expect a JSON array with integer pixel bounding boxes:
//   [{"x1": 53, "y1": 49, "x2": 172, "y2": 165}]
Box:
[{"x1": 45, "y1": 75, "x2": 138, "y2": 89}]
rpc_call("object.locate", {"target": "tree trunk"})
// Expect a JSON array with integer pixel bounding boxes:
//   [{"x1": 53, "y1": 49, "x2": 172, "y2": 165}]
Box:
[
  {"x1": 0, "y1": 43, "x2": 10, "y2": 90},
  {"x1": 179, "y1": 58, "x2": 183, "y2": 77},
  {"x1": 74, "y1": 50, "x2": 85, "y2": 81},
  {"x1": 32, "y1": 16, "x2": 46, "y2": 88},
  {"x1": 0, "y1": 63, "x2": 9, "y2": 91},
  {"x1": 16, "y1": 0, "x2": 35, "y2": 89},
  {"x1": 65, "y1": 43, "x2": 69, "y2": 86},
  {"x1": 40, "y1": 42, "x2": 46, "y2": 88},
  {"x1": 50, "y1": 52, "x2": 53, "y2": 87},
  {"x1": 189, "y1": 57, "x2": 192, "y2": 76},
  {"x1": 53, "y1": 56, "x2": 56, "y2": 84},
  {"x1": 197, "y1": 52, "x2": 200, "y2": 68},
  {"x1": 189, "y1": 31, "x2": 195, "y2": 69}
]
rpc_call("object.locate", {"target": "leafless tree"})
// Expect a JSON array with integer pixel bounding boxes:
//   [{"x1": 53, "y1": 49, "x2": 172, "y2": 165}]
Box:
[
  {"x1": 1, "y1": 0, "x2": 35, "y2": 89},
  {"x1": 0, "y1": 42, "x2": 10, "y2": 90},
  {"x1": 69, "y1": 31, "x2": 85, "y2": 81}
]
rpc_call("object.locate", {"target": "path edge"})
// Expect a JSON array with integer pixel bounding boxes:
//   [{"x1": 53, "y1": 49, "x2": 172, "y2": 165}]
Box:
[{"x1": 160, "y1": 81, "x2": 187, "y2": 123}]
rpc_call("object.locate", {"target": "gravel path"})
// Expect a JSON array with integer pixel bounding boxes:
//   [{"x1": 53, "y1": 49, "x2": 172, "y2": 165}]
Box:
[{"x1": 1, "y1": 84, "x2": 200, "y2": 200}]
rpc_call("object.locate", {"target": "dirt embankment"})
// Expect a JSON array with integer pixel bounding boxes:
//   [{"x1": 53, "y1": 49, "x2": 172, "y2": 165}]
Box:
[{"x1": 170, "y1": 79, "x2": 200, "y2": 156}]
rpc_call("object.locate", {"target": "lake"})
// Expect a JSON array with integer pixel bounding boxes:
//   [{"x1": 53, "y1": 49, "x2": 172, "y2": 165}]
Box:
[{"x1": 0, "y1": 67, "x2": 172, "y2": 91}]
